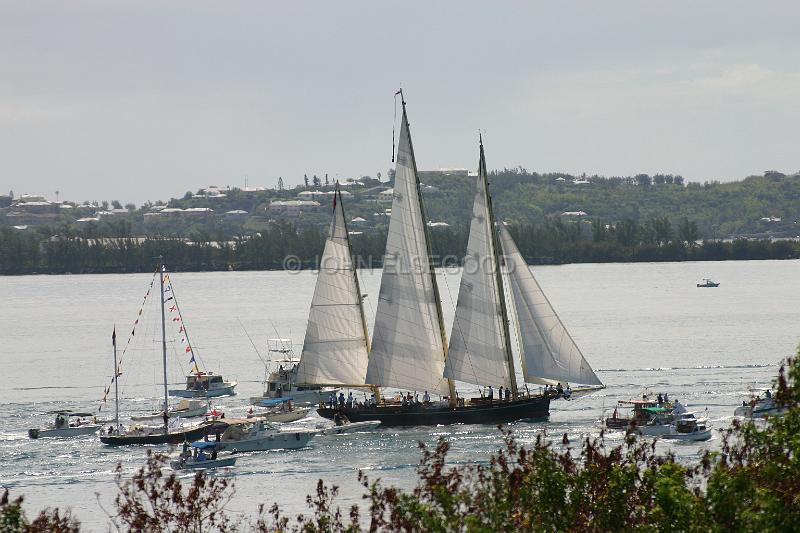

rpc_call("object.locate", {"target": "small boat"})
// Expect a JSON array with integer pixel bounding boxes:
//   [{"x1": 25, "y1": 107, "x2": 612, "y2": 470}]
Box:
[
  {"x1": 605, "y1": 394, "x2": 676, "y2": 431},
  {"x1": 659, "y1": 414, "x2": 712, "y2": 441},
  {"x1": 169, "y1": 372, "x2": 237, "y2": 399},
  {"x1": 130, "y1": 399, "x2": 209, "y2": 423},
  {"x1": 170, "y1": 441, "x2": 236, "y2": 470},
  {"x1": 249, "y1": 397, "x2": 310, "y2": 423},
  {"x1": 28, "y1": 411, "x2": 101, "y2": 439},
  {"x1": 734, "y1": 389, "x2": 784, "y2": 418},
  {"x1": 204, "y1": 418, "x2": 315, "y2": 452},
  {"x1": 697, "y1": 278, "x2": 720, "y2": 288},
  {"x1": 249, "y1": 340, "x2": 338, "y2": 405},
  {"x1": 321, "y1": 413, "x2": 381, "y2": 435}
]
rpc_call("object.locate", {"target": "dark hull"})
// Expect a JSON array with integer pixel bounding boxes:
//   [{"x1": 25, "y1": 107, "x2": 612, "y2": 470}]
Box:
[
  {"x1": 100, "y1": 424, "x2": 212, "y2": 446},
  {"x1": 318, "y1": 396, "x2": 550, "y2": 426}
]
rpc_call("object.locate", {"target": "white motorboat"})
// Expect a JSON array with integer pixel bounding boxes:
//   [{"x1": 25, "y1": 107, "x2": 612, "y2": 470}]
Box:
[
  {"x1": 659, "y1": 414, "x2": 712, "y2": 442},
  {"x1": 734, "y1": 390, "x2": 784, "y2": 418},
  {"x1": 170, "y1": 441, "x2": 236, "y2": 470},
  {"x1": 204, "y1": 418, "x2": 315, "y2": 452},
  {"x1": 170, "y1": 372, "x2": 237, "y2": 398},
  {"x1": 248, "y1": 397, "x2": 310, "y2": 423},
  {"x1": 131, "y1": 399, "x2": 209, "y2": 423},
  {"x1": 321, "y1": 416, "x2": 381, "y2": 435},
  {"x1": 28, "y1": 411, "x2": 101, "y2": 439},
  {"x1": 249, "y1": 339, "x2": 338, "y2": 405}
]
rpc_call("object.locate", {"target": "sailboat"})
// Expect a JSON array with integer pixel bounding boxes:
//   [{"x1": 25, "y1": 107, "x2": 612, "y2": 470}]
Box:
[
  {"x1": 100, "y1": 258, "x2": 215, "y2": 446},
  {"x1": 293, "y1": 182, "x2": 372, "y2": 395},
  {"x1": 314, "y1": 94, "x2": 602, "y2": 426}
]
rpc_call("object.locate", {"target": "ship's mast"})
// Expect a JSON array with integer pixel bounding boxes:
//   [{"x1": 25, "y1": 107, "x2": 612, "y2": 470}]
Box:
[
  {"x1": 112, "y1": 326, "x2": 120, "y2": 431},
  {"x1": 158, "y1": 256, "x2": 169, "y2": 433},
  {"x1": 399, "y1": 92, "x2": 458, "y2": 405},
  {"x1": 481, "y1": 136, "x2": 519, "y2": 398}
]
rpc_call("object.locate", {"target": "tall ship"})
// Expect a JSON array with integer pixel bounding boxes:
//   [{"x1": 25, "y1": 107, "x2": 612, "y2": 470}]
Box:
[{"x1": 311, "y1": 93, "x2": 602, "y2": 426}]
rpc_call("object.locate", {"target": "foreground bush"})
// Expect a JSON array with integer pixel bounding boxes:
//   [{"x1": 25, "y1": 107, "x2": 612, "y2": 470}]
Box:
[{"x1": 3, "y1": 358, "x2": 799, "y2": 532}]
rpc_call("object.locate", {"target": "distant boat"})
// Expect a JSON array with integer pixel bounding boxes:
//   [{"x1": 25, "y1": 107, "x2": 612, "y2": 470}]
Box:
[
  {"x1": 28, "y1": 411, "x2": 100, "y2": 439},
  {"x1": 734, "y1": 389, "x2": 784, "y2": 418},
  {"x1": 169, "y1": 372, "x2": 237, "y2": 398},
  {"x1": 697, "y1": 278, "x2": 720, "y2": 288},
  {"x1": 171, "y1": 441, "x2": 237, "y2": 470}
]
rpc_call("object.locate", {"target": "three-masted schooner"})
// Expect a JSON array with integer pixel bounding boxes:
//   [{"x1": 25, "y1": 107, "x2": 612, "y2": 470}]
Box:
[{"x1": 303, "y1": 94, "x2": 602, "y2": 426}]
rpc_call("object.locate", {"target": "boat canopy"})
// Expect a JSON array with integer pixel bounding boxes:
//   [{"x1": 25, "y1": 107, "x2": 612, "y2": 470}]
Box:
[
  {"x1": 640, "y1": 407, "x2": 670, "y2": 414},
  {"x1": 48, "y1": 410, "x2": 94, "y2": 417},
  {"x1": 256, "y1": 397, "x2": 294, "y2": 406},
  {"x1": 190, "y1": 440, "x2": 219, "y2": 449}
]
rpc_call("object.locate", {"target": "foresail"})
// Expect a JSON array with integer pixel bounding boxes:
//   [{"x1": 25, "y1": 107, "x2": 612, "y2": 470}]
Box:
[
  {"x1": 499, "y1": 225, "x2": 603, "y2": 386},
  {"x1": 365, "y1": 110, "x2": 450, "y2": 396},
  {"x1": 444, "y1": 171, "x2": 511, "y2": 388},
  {"x1": 296, "y1": 188, "x2": 370, "y2": 386}
]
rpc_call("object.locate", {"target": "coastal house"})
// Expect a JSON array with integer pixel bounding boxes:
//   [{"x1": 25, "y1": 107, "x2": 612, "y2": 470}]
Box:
[{"x1": 268, "y1": 200, "x2": 320, "y2": 217}]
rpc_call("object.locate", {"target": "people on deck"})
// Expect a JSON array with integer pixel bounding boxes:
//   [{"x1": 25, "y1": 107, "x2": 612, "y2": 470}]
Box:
[
  {"x1": 657, "y1": 393, "x2": 663, "y2": 404},
  {"x1": 338, "y1": 392, "x2": 346, "y2": 408},
  {"x1": 347, "y1": 392, "x2": 354, "y2": 408},
  {"x1": 328, "y1": 393, "x2": 335, "y2": 409},
  {"x1": 505, "y1": 387, "x2": 511, "y2": 401},
  {"x1": 556, "y1": 383, "x2": 564, "y2": 396},
  {"x1": 564, "y1": 384, "x2": 572, "y2": 400},
  {"x1": 766, "y1": 389, "x2": 772, "y2": 399},
  {"x1": 488, "y1": 386, "x2": 494, "y2": 402}
]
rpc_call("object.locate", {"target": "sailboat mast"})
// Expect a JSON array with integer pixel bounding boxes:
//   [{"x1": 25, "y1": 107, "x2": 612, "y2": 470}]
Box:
[
  {"x1": 338, "y1": 183, "x2": 371, "y2": 355},
  {"x1": 399, "y1": 94, "x2": 457, "y2": 404},
  {"x1": 113, "y1": 327, "x2": 120, "y2": 431},
  {"x1": 158, "y1": 256, "x2": 169, "y2": 432},
  {"x1": 481, "y1": 138, "x2": 519, "y2": 398}
]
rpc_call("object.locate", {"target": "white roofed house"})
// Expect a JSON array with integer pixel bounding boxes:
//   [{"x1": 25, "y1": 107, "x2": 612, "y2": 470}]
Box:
[
  {"x1": 268, "y1": 200, "x2": 320, "y2": 217},
  {"x1": 377, "y1": 188, "x2": 394, "y2": 203},
  {"x1": 4, "y1": 196, "x2": 62, "y2": 225}
]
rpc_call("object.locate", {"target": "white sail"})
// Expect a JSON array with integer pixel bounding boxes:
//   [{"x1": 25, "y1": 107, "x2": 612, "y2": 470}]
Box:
[
  {"x1": 296, "y1": 187, "x2": 370, "y2": 386},
  {"x1": 365, "y1": 107, "x2": 450, "y2": 396},
  {"x1": 444, "y1": 157, "x2": 511, "y2": 388},
  {"x1": 499, "y1": 225, "x2": 603, "y2": 386}
]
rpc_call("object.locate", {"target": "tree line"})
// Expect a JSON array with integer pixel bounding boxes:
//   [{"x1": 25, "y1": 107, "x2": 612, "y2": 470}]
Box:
[{"x1": 1, "y1": 216, "x2": 796, "y2": 275}]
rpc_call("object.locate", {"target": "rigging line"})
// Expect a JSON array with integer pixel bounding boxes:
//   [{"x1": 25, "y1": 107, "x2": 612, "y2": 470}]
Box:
[
  {"x1": 238, "y1": 317, "x2": 267, "y2": 367},
  {"x1": 166, "y1": 277, "x2": 204, "y2": 373}
]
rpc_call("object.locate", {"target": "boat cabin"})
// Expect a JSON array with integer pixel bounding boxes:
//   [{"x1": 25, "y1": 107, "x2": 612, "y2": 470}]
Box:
[{"x1": 186, "y1": 372, "x2": 225, "y2": 390}]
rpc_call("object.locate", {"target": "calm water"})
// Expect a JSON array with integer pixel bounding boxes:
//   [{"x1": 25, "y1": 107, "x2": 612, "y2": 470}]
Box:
[{"x1": 0, "y1": 260, "x2": 795, "y2": 528}]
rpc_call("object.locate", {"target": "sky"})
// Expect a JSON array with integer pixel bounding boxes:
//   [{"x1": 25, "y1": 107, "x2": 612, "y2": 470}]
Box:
[{"x1": 1, "y1": 1, "x2": 799, "y2": 205}]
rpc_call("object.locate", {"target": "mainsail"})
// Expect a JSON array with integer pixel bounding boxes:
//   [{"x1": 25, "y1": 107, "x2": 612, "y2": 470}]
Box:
[
  {"x1": 444, "y1": 142, "x2": 513, "y2": 389},
  {"x1": 365, "y1": 101, "x2": 451, "y2": 396},
  {"x1": 499, "y1": 225, "x2": 603, "y2": 386},
  {"x1": 296, "y1": 185, "x2": 370, "y2": 386}
]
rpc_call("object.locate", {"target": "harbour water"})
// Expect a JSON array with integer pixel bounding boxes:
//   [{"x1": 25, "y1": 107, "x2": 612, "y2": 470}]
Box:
[{"x1": 0, "y1": 259, "x2": 794, "y2": 528}]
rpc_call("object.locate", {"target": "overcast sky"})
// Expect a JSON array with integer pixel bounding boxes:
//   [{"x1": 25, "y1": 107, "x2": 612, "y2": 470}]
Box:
[{"x1": 1, "y1": 1, "x2": 798, "y2": 204}]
